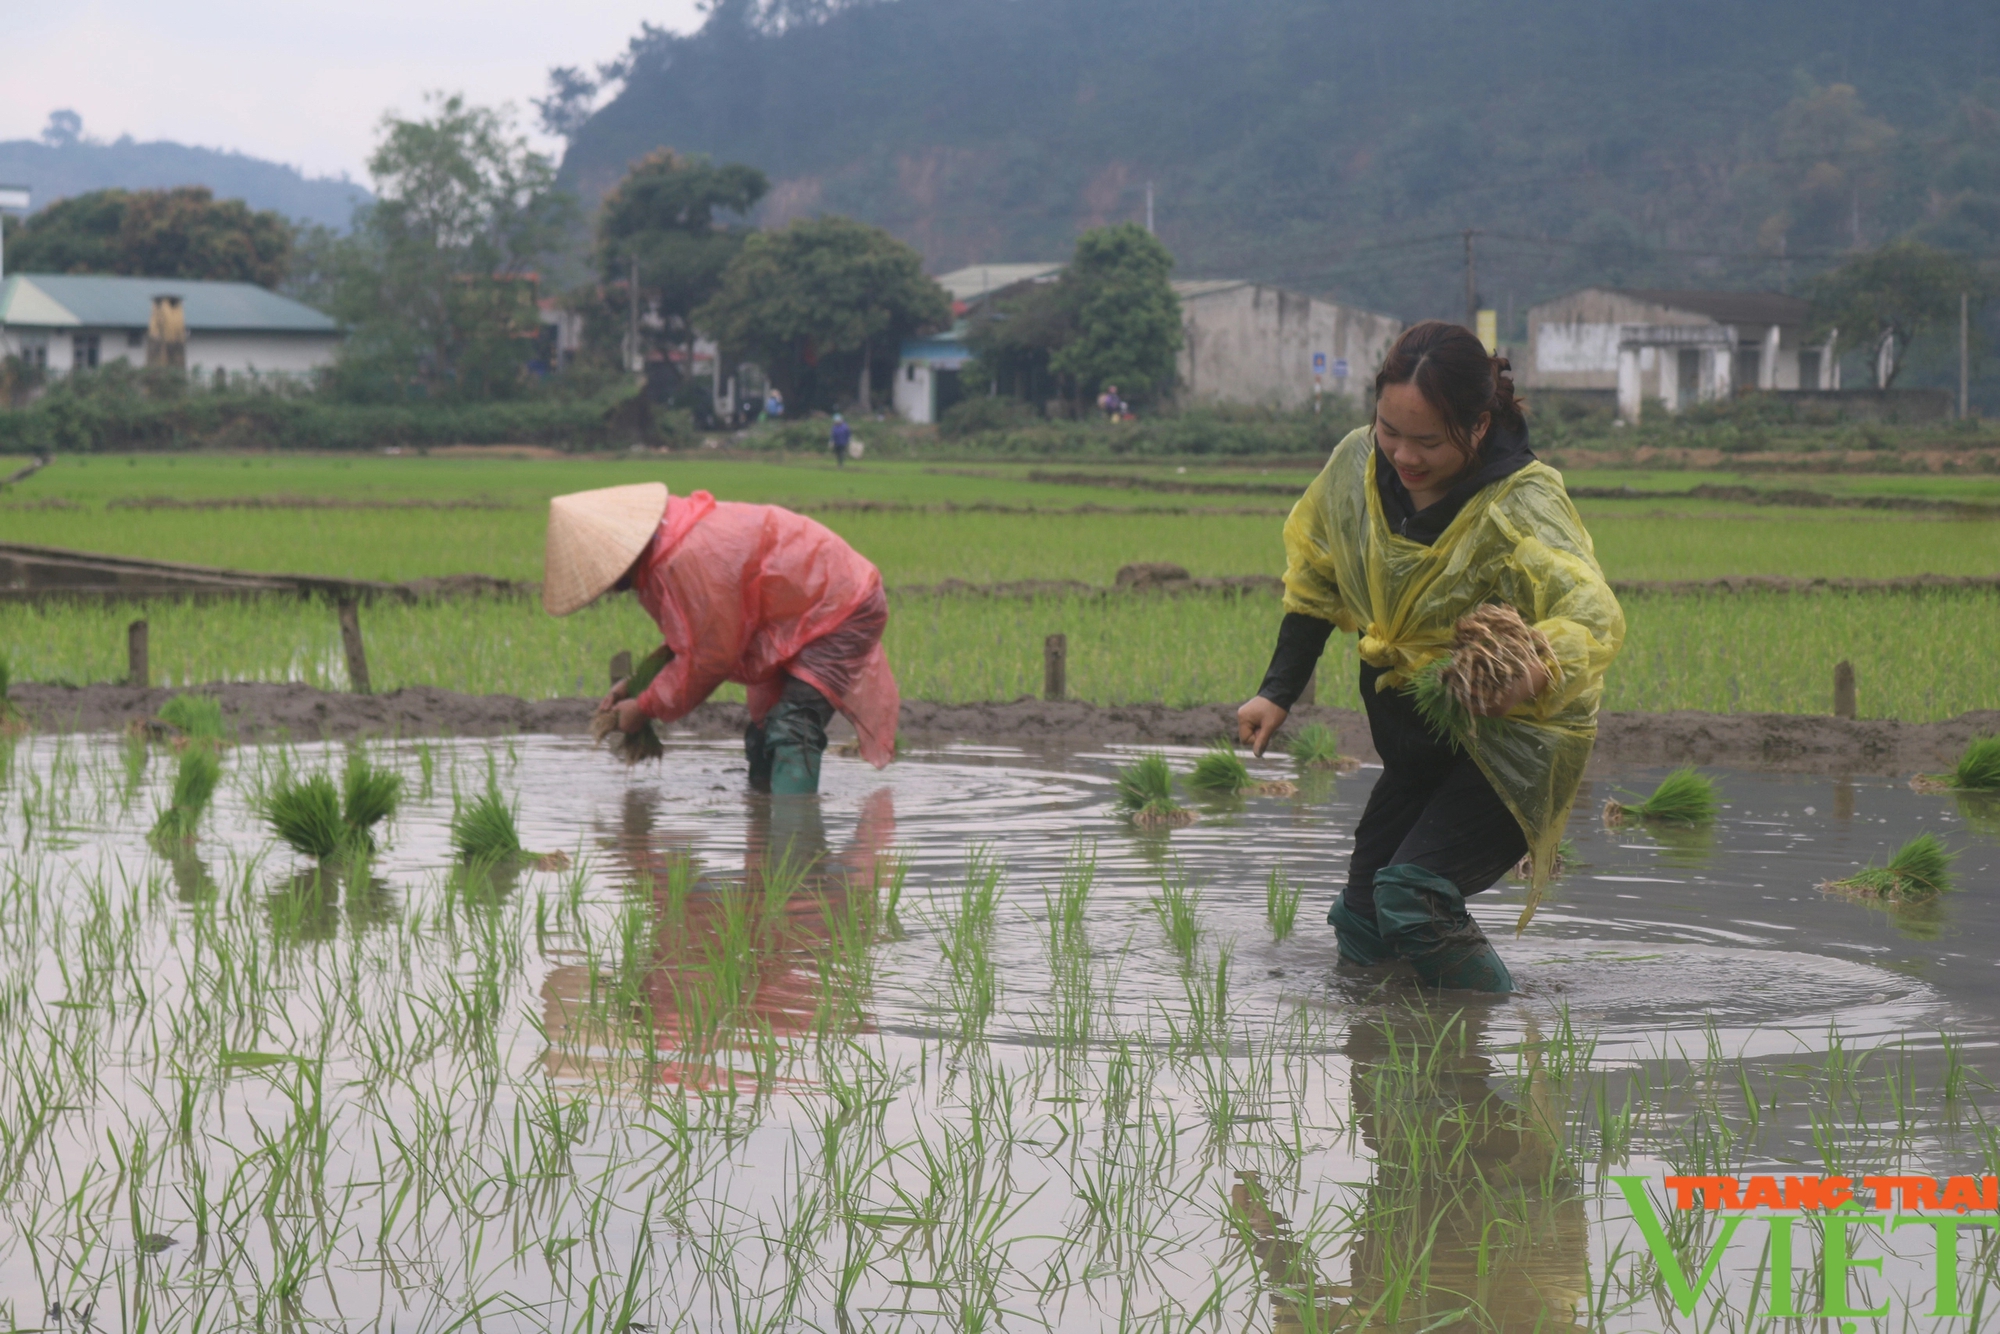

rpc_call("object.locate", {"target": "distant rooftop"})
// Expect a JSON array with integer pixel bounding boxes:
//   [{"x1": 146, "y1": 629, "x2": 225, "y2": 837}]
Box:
[
  {"x1": 1613, "y1": 289, "x2": 1811, "y2": 328},
  {"x1": 0, "y1": 273, "x2": 338, "y2": 333},
  {"x1": 933, "y1": 263, "x2": 1063, "y2": 304}
]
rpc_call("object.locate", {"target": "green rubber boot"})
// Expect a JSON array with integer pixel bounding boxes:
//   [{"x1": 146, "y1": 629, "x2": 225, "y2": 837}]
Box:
[
  {"x1": 1328, "y1": 891, "x2": 1394, "y2": 966},
  {"x1": 762, "y1": 690, "x2": 832, "y2": 796},
  {"x1": 1372, "y1": 864, "x2": 1514, "y2": 993},
  {"x1": 744, "y1": 722, "x2": 775, "y2": 793}
]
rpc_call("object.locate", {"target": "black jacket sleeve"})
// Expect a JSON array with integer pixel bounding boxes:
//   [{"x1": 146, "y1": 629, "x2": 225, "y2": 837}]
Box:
[{"x1": 1256, "y1": 611, "x2": 1335, "y2": 709}]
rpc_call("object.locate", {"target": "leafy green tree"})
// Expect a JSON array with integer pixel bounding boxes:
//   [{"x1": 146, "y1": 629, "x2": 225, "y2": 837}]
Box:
[
  {"x1": 1048, "y1": 223, "x2": 1181, "y2": 405},
  {"x1": 1808, "y1": 241, "x2": 1982, "y2": 387},
  {"x1": 962, "y1": 278, "x2": 1072, "y2": 404},
  {"x1": 596, "y1": 149, "x2": 768, "y2": 377},
  {"x1": 5, "y1": 186, "x2": 291, "y2": 287},
  {"x1": 695, "y1": 215, "x2": 948, "y2": 410},
  {"x1": 329, "y1": 93, "x2": 575, "y2": 400}
]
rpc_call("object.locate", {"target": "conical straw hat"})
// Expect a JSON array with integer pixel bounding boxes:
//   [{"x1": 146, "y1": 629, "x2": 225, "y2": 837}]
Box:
[{"x1": 543, "y1": 483, "x2": 669, "y2": 615}]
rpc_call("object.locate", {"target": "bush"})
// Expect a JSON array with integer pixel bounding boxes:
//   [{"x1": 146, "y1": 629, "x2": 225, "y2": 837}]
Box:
[{"x1": 939, "y1": 395, "x2": 1039, "y2": 438}]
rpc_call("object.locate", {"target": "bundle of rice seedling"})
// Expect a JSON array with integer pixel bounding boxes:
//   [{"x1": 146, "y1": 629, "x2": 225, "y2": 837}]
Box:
[
  {"x1": 1187, "y1": 741, "x2": 1297, "y2": 798},
  {"x1": 157, "y1": 693, "x2": 227, "y2": 748},
  {"x1": 1114, "y1": 753, "x2": 1195, "y2": 829},
  {"x1": 266, "y1": 773, "x2": 348, "y2": 860},
  {"x1": 1285, "y1": 722, "x2": 1356, "y2": 772},
  {"x1": 151, "y1": 745, "x2": 222, "y2": 842},
  {"x1": 1911, "y1": 736, "x2": 2000, "y2": 794},
  {"x1": 1822, "y1": 833, "x2": 1956, "y2": 903},
  {"x1": 591, "y1": 644, "x2": 672, "y2": 764},
  {"x1": 0, "y1": 654, "x2": 22, "y2": 736},
  {"x1": 451, "y1": 782, "x2": 524, "y2": 862},
  {"x1": 1409, "y1": 603, "x2": 1554, "y2": 744},
  {"x1": 264, "y1": 755, "x2": 404, "y2": 860},
  {"x1": 1602, "y1": 768, "x2": 1719, "y2": 828}
]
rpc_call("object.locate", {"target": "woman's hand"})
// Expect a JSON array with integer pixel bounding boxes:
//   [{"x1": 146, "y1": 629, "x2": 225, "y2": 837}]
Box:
[
  {"x1": 611, "y1": 698, "x2": 649, "y2": 734},
  {"x1": 1237, "y1": 696, "x2": 1289, "y2": 757},
  {"x1": 1473, "y1": 659, "x2": 1549, "y2": 718},
  {"x1": 598, "y1": 678, "x2": 630, "y2": 713}
]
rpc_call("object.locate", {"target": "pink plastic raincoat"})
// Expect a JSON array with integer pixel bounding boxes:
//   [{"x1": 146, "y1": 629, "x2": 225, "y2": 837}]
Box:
[{"x1": 631, "y1": 491, "x2": 899, "y2": 767}]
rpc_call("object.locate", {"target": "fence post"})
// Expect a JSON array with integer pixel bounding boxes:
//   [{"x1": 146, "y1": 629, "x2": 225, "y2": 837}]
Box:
[
  {"x1": 337, "y1": 599, "x2": 372, "y2": 694},
  {"x1": 1833, "y1": 660, "x2": 1856, "y2": 720},
  {"x1": 1298, "y1": 666, "x2": 1317, "y2": 707},
  {"x1": 610, "y1": 649, "x2": 633, "y2": 688},
  {"x1": 1043, "y1": 633, "x2": 1067, "y2": 702},
  {"x1": 127, "y1": 619, "x2": 149, "y2": 689}
]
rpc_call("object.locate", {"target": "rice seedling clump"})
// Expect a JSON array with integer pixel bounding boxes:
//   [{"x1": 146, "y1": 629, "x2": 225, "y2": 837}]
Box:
[
  {"x1": 1187, "y1": 740, "x2": 1297, "y2": 798},
  {"x1": 1285, "y1": 722, "x2": 1355, "y2": 771},
  {"x1": 1911, "y1": 735, "x2": 2000, "y2": 794},
  {"x1": 1822, "y1": 833, "x2": 1957, "y2": 903},
  {"x1": 452, "y1": 781, "x2": 524, "y2": 861},
  {"x1": 1114, "y1": 752, "x2": 1195, "y2": 828},
  {"x1": 265, "y1": 755, "x2": 403, "y2": 859},
  {"x1": 157, "y1": 692, "x2": 228, "y2": 747},
  {"x1": 1411, "y1": 604, "x2": 1553, "y2": 744},
  {"x1": 151, "y1": 744, "x2": 222, "y2": 842},
  {"x1": 1603, "y1": 767, "x2": 1720, "y2": 827}
]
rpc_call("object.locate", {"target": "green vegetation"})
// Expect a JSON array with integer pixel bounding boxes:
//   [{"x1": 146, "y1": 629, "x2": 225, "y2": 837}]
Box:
[
  {"x1": 266, "y1": 754, "x2": 403, "y2": 860},
  {"x1": 1114, "y1": 752, "x2": 1187, "y2": 826},
  {"x1": 1186, "y1": 741, "x2": 1254, "y2": 794},
  {"x1": 1825, "y1": 833, "x2": 1957, "y2": 901},
  {"x1": 1917, "y1": 736, "x2": 2000, "y2": 793},
  {"x1": 450, "y1": 772, "x2": 524, "y2": 863},
  {"x1": 4, "y1": 184, "x2": 292, "y2": 288},
  {"x1": 1606, "y1": 768, "x2": 1721, "y2": 826},
  {"x1": 150, "y1": 743, "x2": 221, "y2": 842},
  {"x1": 1285, "y1": 723, "x2": 1344, "y2": 768},
  {"x1": 157, "y1": 692, "x2": 227, "y2": 745},
  {"x1": 1264, "y1": 867, "x2": 1304, "y2": 943}
]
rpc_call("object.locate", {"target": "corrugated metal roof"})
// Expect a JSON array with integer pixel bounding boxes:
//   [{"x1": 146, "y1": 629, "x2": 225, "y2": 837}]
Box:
[
  {"x1": 934, "y1": 263, "x2": 1063, "y2": 304},
  {"x1": 1614, "y1": 289, "x2": 1810, "y2": 329},
  {"x1": 0, "y1": 273, "x2": 337, "y2": 333},
  {"x1": 1172, "y1": 279, "x2": 1248, "y2": 298}
]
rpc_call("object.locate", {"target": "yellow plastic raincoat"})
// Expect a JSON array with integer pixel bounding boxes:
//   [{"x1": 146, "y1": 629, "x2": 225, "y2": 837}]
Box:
[{"x1": 1281, "y1": 427, "x2": 1625, "y2": 929}]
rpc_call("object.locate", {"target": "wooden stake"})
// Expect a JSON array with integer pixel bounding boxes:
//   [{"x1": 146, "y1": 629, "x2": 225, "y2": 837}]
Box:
[
  {"x1": 1833, "y1": 660, "x2": 1855, "y2": 720},
  {"x1": 610, "y1": 649, "x2": 633, "y2": 688},
  {"x1": 127, "y1": 619, "x2": 149, "y2": 689},
  {"x1": 337, "y1": 599, "x2": 372, "y2": 694},
  {"x1": 1043, "y1": 633, "x2": 1067, "y2": 702}
]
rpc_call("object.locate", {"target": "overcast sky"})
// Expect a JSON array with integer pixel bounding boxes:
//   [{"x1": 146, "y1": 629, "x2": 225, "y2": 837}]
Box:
[{"x1": 1, "y1": 0, "x2": 707, "y2": 182}]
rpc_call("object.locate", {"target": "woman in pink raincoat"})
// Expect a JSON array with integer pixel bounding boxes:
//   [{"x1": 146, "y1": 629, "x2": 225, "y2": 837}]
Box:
[{"x1": 543, "y1": 483, "x2": 898, "y2": 794}]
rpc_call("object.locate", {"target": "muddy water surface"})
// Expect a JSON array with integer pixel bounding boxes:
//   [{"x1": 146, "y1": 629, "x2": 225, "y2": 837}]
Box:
[{"x1": 2, "y1": 732, "x2": 1996, "y2": 1331}]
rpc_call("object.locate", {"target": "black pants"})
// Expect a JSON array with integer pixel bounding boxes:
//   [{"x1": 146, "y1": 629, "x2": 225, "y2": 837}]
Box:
[{"x1": 1337, "y1": 662, "x2": 1528, "y2": 921}]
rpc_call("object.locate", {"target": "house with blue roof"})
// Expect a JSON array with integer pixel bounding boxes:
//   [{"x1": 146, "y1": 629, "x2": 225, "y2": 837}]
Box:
[{"x1": 0, "y1": 273, "x2": 341, "y2": 380}]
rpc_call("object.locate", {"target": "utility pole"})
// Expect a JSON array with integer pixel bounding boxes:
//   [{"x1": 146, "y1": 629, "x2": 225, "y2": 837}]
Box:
[
  {"x1": 1960, "y1": 289, "x2": 1970, "y2": 420},
  {"x1": 627, "y1": 255, "x2": 640, "y2": 378},
  {"x1": 1462, "y1": 230, "x2": 1478, "y2": 329},
  {"x1": 1145, "y1": 181, "x2": 1155, "y2": 235}
]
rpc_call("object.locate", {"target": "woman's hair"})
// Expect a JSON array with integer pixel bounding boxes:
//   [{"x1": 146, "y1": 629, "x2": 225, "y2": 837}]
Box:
[{"x1": 1373, "y1": 319, "x2": 1527, "y2": 459}]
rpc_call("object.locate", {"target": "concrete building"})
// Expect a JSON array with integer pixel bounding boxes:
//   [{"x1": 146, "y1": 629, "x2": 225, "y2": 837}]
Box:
[
  {"x1": 1175, "y1": 280, "x2": 1402, "y2": 411},
  {"x1": 893, "y1": 264, "x2": 1403, "y2": 422},
  {"x1": 0, "y1": 273, "x2": 339, "y2": 379},
  {"x1": 1522, "y1": 288, "x2": 1837, "y2": 422}
]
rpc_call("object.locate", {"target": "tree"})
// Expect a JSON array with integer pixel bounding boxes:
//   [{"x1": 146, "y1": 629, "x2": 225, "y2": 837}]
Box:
[
  {"x1": 596, "y1": 149, "x2": 768, "y2": 382},
  {"x1": 1808, "y1": 241, "x2": 1981, "y2": 388},
  {"x1": 4, "y1": 186, "x2": 292, "y2": 288},
  {"x1": 695, "y1": 215, "x2": 949, "y2": 410},
  {"x1": 329, "y1": 93, "x2": 575, "y2": 400},
  {"x1": 962, "y1": 278, "x2": 1072, "y2": 403},
  {"x1": 1047, "y1": 223, "x2": 1181, "y2": 405}
]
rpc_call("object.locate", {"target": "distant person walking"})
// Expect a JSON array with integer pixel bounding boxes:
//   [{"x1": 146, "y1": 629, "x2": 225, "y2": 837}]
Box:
[
  {"x1": 831, "y1": 413, "x2": 852, "y2": 467},
  {"x1": 764, "y1": 387, "x2": 785, "y2": 423}
]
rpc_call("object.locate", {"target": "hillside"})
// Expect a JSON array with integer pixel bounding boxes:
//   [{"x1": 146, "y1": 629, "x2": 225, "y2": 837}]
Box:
[
  {"x1": 0, "y1": 133, "x2": 368, "y2": 230},
  {"x1": 559, "y1": 0, "x2": 2000, "y2": 327}
]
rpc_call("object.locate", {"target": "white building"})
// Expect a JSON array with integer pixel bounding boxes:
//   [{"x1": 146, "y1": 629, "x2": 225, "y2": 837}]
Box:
[
  {"x1": 1175, "y1": 280, "x2": 1402, "y2": 411},
  {"x1": 892, "y1": 263, "x2": 1403, "y2": 422},
  {"x1": 0, "y1": 273, "x2": 340, "y2": 379},
  {"x1": 1522, "y1": 287, "x2": 1837, "y2": 422}
]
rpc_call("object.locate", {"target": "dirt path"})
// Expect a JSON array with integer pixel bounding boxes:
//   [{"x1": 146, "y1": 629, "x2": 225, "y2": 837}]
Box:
[{"x1": 13, "y1": 682, "x2": 1994, "y2": 777}]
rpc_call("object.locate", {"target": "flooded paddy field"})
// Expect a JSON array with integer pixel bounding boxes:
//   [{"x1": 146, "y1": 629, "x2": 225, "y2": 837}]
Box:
[{"x1": 3, "y1": 730, "x2": 1999, "y2": 1332}]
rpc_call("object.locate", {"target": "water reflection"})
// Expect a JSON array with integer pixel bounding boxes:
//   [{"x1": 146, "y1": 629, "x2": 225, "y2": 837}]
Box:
[
  {"x1": 265, "y1": 863, "x2": 398, "y2": 944},
  {"x1": 541, "y1": 788, "x2": 899, "y2": 1088}
]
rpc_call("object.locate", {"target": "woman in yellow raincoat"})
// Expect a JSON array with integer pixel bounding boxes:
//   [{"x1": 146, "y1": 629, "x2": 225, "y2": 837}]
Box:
[{"x1": 1238, "y1": 321, "x2": 1623, "y2": 992}]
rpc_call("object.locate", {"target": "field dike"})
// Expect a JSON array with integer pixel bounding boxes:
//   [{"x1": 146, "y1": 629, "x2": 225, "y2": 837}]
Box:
[{"x1": 12, "y1": 681, "x2": 1998, "y2": 776}]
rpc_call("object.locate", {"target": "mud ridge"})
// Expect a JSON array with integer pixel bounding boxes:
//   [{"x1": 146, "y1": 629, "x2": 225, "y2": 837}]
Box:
[{"x1": 12, "y1": 682, "x2": 1996, "y2": 777}]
